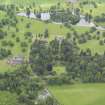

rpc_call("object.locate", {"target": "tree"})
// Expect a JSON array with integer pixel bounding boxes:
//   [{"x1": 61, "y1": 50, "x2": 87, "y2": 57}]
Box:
[
  {"x1": 26, "y1": 8, "x2": 31, "y2": 18},
  {"x1": 85, "y1": 13, "x2": 92, "y2": 22},
  {"x1": 44, "y1": 29, "x2": 49, "y2": 38},
  {"x1": 0, "y1": 29, "x2": 6, "y2": 39},
  {"x1": 30, "y1": 40, "x2": 53, "y2": 75},
  {"x1": 0, "y1": 48, "x2": 11, "y2": 59}
]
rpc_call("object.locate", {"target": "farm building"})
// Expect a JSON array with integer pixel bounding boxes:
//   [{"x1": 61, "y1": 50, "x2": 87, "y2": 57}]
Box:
[
  {"x1": 17, "y1": 12, "x2": 36, "y2": 19},
  {"x1": 17, "y1": 12, "x2": 50, "y2": 21},
  {"x1": 41, "y1": 13, "x2": 50, "y2": 21},
  {"x1": 77, "y1": 16, "x2": 95, "y2": 27}
]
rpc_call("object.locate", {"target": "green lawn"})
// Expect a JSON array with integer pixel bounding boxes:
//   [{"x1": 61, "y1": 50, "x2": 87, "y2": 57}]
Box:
[
  {"x1": 0, "y1": 60, "x2": 20, "y2": 73},
  {"x1": 79, "y1": 39, "x2": 105, "y2": 54},
  {"x1": 72, "y1": 0, "x2": 105, "y2": 18},
  {"x1": 54, "y1": 66, "x2": 66, "y2": 75},
  {"x1": 0, "y1": 11, "x2": 6, "y2": 20},
  {"x1": 80, "y1": 3, "x2": 105, "y2": 17},
  {"x1": 0, "y1": 0, "x2": 64, "y2": 6},
  {"x1": 49, "y1": 83, "x2": 105, "y2": 105},
  {"x1": 0, "y1": 91, "x2": 18, "y2": 105}
]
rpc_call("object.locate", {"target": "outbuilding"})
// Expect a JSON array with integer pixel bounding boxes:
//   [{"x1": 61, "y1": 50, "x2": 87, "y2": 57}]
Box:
[{"x1": 41, "y1": 13, "x2": 50, "y2": 21}]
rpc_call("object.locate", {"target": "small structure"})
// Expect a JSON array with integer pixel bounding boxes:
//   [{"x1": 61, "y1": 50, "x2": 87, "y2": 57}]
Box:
[
  {"x1": 7, "y1": 55, "x2": 24, "y2": 65},
  {"x1": 41, "y1": 13, "x2": 50, "y2": 21},
  {"x1": 77, "y1": 16, "x2": 95, "y2": 27},
  {"x1": 17, "y1": 12, "x2": 27, "y2": 17},
  {"x1": 17, "y1": 12, "x2": 50, "y2": 21},
  {"x1": 17, "y1": 12, "x2": 36, "y2": 19},
  {"x1": 29, "y1": 12, "x2": 36, "y2": 19},
  {"x1": 96, "y1": 26, "x2": 105, "y2": 31}
]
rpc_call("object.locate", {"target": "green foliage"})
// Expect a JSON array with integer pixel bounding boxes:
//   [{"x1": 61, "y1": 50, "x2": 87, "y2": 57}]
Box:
[
  {"x1": 50, "y1": 8, "x2": 80, "y2": 25},
  {"x1": 0, "y1": 48, "x2": 11, "y2": 59},
  {"x1": 0, "y1": 29, "x2": 6, "y2": 39},
  {"x1": 0, "y1": 65, "x2": 45, "y2": 105}
]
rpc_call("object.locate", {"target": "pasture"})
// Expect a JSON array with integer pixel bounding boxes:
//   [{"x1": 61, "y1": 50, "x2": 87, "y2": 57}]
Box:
[
  {"x1": 79, "y1": 39, "x2": 105, "y2": 54},
  {"x1": 0, "y1": 91, "x2": 18, "y2": 105},
  {"x1": 0, "y1": 0, "x2": 64, "y2": 6},
  {"x1": 49, "y1": 84, "x2": 105, "y2": 105}
]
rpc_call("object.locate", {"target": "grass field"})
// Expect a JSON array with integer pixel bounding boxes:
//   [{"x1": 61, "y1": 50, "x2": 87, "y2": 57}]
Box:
[
  {"x1": 49, "y1": 83, "x2": 105, "y2": 105},
  {"x1": 54, "y1": 66, "x2": 66, "y2": 75},
  {"x1": 0, "y1": 91, "x2": 18, "y2": 105},
  {"x1": 82, "y1": 3, "x2": 105, "y2": 17},
  {"x1": 0, "y1": 60, "x2": 20, "y2": 73},
  {"x1": 79, "y1": 39, "x2": 105, "y2": 54},
  {"x1": 0, "y1": 0, "x2": 64, "y2": 6}
]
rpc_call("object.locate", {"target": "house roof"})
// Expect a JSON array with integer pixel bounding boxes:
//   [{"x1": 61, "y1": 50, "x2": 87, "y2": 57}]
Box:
[{"x1": 41, "y1": 13, "x2": 50, "y2": 21}]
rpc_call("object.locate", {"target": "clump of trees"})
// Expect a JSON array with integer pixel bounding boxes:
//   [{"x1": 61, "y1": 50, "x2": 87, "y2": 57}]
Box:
[
  {"x1": 30, "y1": 37, "x2": 105, "y2": 84},
  {"x1": 29, "y1": 38, "x2": 78, "y2": 79},
  {"x1": 0, "y1": 48, "x2": 11, "y2": 59},
  {"x1": 0, "y1": 65, "x2": 58, "y2": 105},
  {"x1": 50, "y1": 7, "x2": 80, "y2": 25},
  {"x1": 0, "y1": 4, "x2": 18, "y2": 29},
  {"x1": 0, "y1": 29, "x2": 6, "y2": 39}
]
